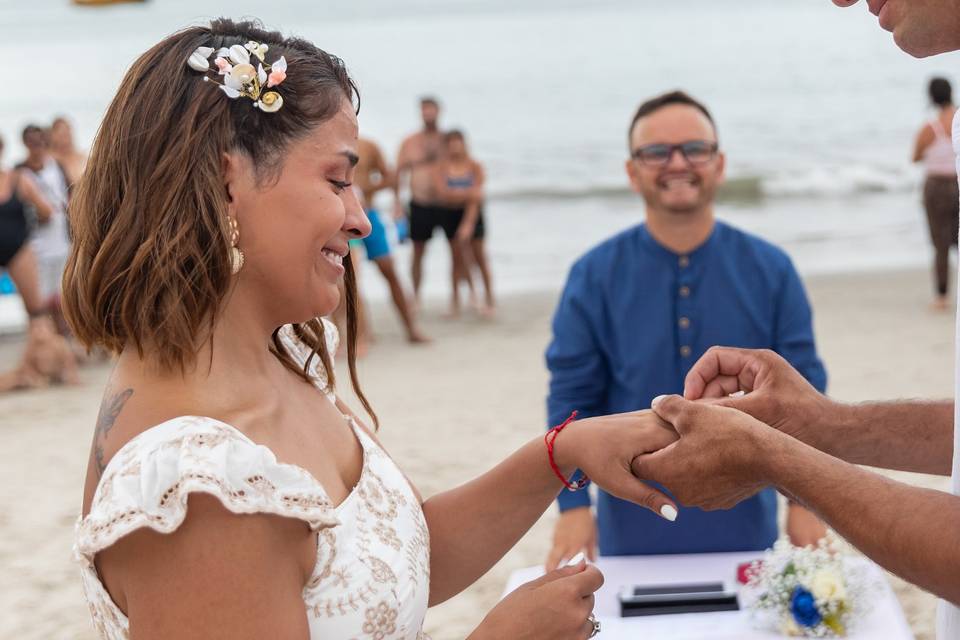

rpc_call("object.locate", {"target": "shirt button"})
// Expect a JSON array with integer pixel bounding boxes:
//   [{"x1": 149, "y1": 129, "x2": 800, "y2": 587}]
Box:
[
  {"x1": 678, "y1": 317, "x2": 690, "y2": 329},
  {"x1": 680, "y1": 345, "x2": 692, "y2": 358},
  {"x1": 679, "y1": 286, "x2": 691, "y2": 298},
  {"x1": 679, "y1": 256, "x2": 690, "y2": 268}
]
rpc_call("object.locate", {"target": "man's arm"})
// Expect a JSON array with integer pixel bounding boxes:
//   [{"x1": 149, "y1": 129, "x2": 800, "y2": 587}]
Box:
[
  {"x1": 769, "y1": 432, "x2": 960, "y2": 604},
  {"x1": 637, "y1": 397, "x2": 960, "y2": 605},
  {"x1": 683, "y1": 346, "x2": 954, "y2": 475},
  {"x1": 826, "y1": 399, "x2": 954, "y2": 474}
]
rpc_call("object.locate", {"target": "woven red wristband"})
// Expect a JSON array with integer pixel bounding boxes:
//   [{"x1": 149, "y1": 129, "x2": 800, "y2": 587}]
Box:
[{"x1": 545, "y1": 410, "x2": 589, "y2": 491}]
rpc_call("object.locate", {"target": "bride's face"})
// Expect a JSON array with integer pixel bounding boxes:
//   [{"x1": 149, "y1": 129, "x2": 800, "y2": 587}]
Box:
[{"x1": 225, "y1": 99, "x2": 370, "y2": 324}]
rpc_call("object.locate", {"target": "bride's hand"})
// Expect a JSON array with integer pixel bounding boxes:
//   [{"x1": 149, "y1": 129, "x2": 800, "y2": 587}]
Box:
[
  {"x1": 555, "y1": 410, "x2": 680, "y2": 520},
  {"x1": 469, "y1": 561, "x2": 603, "y2": 640}
]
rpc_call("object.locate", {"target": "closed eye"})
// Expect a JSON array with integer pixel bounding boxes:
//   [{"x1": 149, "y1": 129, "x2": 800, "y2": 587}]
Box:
[{"x1": 329, "y1": 180, "x2": 352, "y2": 194}]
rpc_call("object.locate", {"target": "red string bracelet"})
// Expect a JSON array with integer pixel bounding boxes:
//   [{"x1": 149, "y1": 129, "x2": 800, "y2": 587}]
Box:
[{"x1": 545, "y1": 410, "x2": 589, "y2": 491}]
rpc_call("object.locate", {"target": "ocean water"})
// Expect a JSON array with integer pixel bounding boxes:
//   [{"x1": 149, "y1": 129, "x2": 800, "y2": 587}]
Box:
[{"x1": 3, "y1": 0, "x2": 959, "y2": 303}]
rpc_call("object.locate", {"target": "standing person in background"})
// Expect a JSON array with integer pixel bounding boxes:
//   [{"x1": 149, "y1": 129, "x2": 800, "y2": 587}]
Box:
[
  {"x1": 355, "y1": 137, "x2": 429, "y2": 343},
  {"x1": 433, "y1": 130, "x2": 495, "y2": 318},
  {"x1": 913, "y1": 77, "x2": 958, "y2": 311},
  {"x1": 49, "y1": 116, "x2": 88, "y2": 189},
  {"x1": 0, "y1": 134, "x2": 78, "y2": 391},
  {"x1": 17, "y1": 124, "x2": 72, "y2": 333},
  {"x1": 395, "y1": 97, "x2": 446, "y2": 306},
  {"x1": 0, "y1": 134, "x2": 51, "y2": 319},
  {"x1": 545, "y1": 91, "x2": 827, "y2": 569}
]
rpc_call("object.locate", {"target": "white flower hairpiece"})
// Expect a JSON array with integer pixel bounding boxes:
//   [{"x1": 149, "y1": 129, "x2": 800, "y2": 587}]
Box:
[{"x1": 186, "y1": 41, "x2": 288, "y2": 113}]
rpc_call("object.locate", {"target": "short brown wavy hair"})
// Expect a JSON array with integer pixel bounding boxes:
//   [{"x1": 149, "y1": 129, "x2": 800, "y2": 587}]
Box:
[{"x1": 63, "y1": 18, "x2": 377, "y2": 426}]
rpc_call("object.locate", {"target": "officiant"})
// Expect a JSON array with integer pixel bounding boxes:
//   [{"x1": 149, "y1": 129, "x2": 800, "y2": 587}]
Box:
[{"x1": 544, "y1": 90, "x2": 828, "y2": 569}]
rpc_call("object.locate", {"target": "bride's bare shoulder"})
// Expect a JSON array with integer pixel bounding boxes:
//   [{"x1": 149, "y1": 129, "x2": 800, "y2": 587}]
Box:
[{"x1": 80, "y1": 370, "x2": 207, "y2": 514}]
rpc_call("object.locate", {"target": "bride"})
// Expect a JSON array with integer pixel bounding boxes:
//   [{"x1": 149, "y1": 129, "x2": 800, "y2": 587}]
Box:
[{"x1": 70, "y1": 19, "x2": 679, "y2": 639}]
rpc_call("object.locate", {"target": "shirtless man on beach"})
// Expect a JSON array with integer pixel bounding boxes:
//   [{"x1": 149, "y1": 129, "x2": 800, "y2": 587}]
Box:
[
  {"x1": 395, "y1": 97, "x2": 446, "y2": 303},
  {"x1": 354, "y1": 137, "x2": 428, "y2": 343},
  {"x1": 631, "y1": 3, "x2": 960, "y2": 639}
]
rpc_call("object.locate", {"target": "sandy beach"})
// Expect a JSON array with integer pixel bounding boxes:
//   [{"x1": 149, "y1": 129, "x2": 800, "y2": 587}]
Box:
[{"x1": 0, "y1": 265, "x2": 953, "y2": 640}]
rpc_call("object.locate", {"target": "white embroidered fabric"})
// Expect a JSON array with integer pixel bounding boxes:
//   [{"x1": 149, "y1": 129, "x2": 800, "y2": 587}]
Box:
[{"x1": 74, "y1": 320, "x2": 432, "y2": 639}]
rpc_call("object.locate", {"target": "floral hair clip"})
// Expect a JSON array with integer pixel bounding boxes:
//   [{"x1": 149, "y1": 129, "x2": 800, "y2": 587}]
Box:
[{"x1": 186, "y1": 41, "x2": 288, "y2": 113}]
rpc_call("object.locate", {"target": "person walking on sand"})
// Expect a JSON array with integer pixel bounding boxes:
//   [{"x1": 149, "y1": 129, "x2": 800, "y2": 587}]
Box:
[
  {"x1": 355, "y1": 136, "x2": 429, "y2": 342},
  {"x1": 913, "y1": 77, "x2": 958, "y2": 311}
]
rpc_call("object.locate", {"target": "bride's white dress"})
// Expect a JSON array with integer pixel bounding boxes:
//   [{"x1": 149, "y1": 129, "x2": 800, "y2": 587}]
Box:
[{"x1": 74, "y1": 322, "x2": 432, "y2": 639}]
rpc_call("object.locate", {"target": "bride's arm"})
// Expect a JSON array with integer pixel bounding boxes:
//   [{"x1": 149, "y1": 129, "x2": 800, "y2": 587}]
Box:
[
  {"x1": 420, "y1": 412, "x2": 678, "y2": 606},
  {"x1": 100, "y1": 494, "x2": 313, "y2": 639}
]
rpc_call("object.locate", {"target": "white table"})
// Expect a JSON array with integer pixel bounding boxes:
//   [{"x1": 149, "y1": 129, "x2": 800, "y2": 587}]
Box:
[{"x1": 503, "y1": 552, "x2": 913, "y2": 639}]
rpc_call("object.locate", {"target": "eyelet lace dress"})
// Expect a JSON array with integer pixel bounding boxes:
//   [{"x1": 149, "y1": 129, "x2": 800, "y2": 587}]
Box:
[{"x1": 74, "y1": 321, "x2": 432, "y2": 639}]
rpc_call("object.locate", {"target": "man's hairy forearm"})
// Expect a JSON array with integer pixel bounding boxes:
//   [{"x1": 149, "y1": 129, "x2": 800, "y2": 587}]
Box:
[
  {"x1": 765, "y1": 433, "x2": 960, "y2": 604},
  {"x1": 817, "y1": 400, "x2": 953, "y2": 475}
]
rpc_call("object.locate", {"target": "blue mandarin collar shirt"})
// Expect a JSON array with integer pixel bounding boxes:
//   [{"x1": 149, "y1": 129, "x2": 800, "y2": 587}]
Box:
[{"x1": 546, "y1": 221, "x2": 827, "y2": 556}]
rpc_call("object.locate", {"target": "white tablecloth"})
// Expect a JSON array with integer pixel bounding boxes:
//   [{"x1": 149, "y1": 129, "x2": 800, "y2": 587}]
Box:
[{"x1": 503, "y1": 552, "x2": 913, "y2": 639}]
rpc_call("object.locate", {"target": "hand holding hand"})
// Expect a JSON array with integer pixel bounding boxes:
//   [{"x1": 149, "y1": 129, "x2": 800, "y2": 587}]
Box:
[
  {"x1": 545, "y1": 507, "x2": 597, "y2": 571},
  {"x1": 683, "y1": 347, "x2": 835, "y2": 450},
  {"x1": 555, "y1": 410, "x2": 679, "y2": 521},
  {"x1": 472, "y1": 561, "x2": 603, "y2": 640},
  {"x1": 631, "y1": 395, "x2": 780, "y2": 510}
]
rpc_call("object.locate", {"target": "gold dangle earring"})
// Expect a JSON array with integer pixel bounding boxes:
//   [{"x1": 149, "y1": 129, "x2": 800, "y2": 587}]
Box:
[{"x1": 228, "y1": 217, "x2": 245, "y2": 275}]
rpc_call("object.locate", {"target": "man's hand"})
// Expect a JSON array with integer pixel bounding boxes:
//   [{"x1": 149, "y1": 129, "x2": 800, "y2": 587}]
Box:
[
  {"x1": 545, "y1": 507, "x2": 597, "y2": 571},
  {"x1": 632, "y1": 395, "x2": 779, "y2": 510},
  {"x1": 786, "y1": 503, "x2": 828, "y2": 548},
  {"x1": 683, "y1": 347, "x2": 837, "y2": 451}
]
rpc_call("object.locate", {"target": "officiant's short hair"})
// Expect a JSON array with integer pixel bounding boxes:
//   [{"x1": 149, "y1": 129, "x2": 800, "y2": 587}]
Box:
[{"x1": 628, "y1": 90, "x2": 717, "y2": 145}]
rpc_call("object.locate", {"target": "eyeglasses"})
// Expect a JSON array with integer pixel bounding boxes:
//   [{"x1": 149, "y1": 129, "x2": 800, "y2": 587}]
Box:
[{"x1": 630, "y1": 140, "x2": 719, "y2": 167}]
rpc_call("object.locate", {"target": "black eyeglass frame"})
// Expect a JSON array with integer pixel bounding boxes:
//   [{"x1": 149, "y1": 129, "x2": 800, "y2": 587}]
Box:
[{"x1": 629, "y1": 140, "x2": 720, "y2": 167}]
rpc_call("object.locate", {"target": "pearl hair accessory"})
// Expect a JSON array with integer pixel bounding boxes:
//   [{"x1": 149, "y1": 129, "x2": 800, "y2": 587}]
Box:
[{"x1": 186, "y1": 40, "x2": 287, "y2": 113}]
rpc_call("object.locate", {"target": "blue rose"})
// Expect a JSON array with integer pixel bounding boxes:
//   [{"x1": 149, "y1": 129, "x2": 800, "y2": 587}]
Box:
[{"x1": 790, "y1": 586, "x2": 822, "y2": 628}]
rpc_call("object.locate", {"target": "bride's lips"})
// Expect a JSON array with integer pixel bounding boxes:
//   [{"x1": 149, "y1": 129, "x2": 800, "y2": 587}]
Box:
[{"x1": 320, "y1": 244, "x2": 348, "y2": 275}]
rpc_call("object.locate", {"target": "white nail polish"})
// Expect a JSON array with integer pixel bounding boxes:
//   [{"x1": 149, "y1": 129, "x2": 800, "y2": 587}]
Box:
[
  {"x1": 566, "y1": 551, "x2": 585, "y2": 566},
  {"x1": 651, "y1": 395, "x2": 667, "y2": 408},
  {"x1": 660, "y1": 505, "x2": 678, "y2": 521}
]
